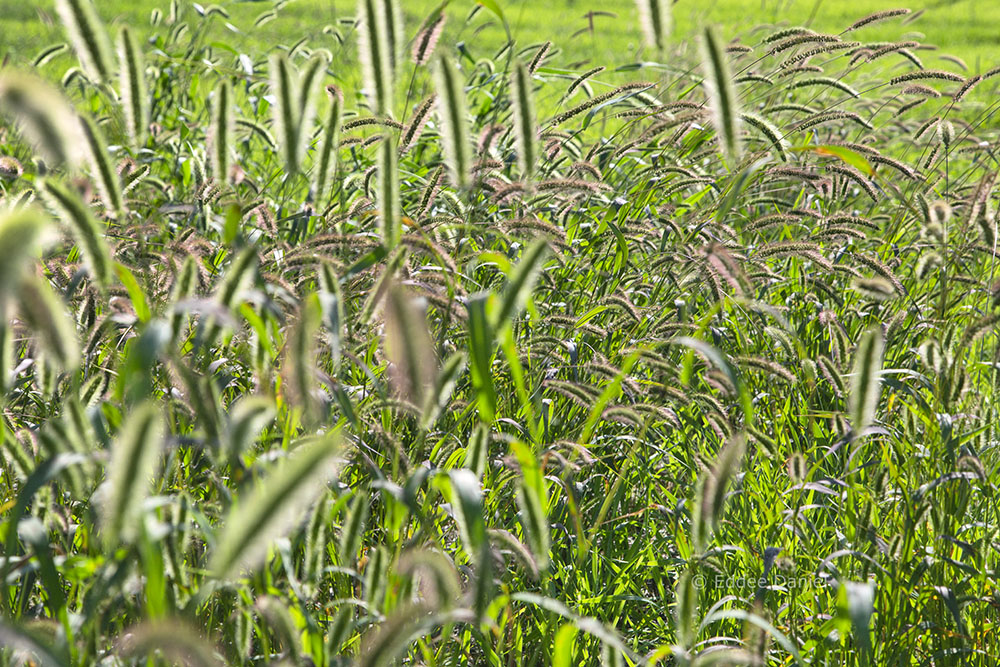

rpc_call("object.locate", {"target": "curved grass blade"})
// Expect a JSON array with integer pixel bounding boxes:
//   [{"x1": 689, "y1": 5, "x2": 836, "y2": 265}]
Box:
[{"x1": 511, "y1": 441, "x2": 549, "y2": 571}]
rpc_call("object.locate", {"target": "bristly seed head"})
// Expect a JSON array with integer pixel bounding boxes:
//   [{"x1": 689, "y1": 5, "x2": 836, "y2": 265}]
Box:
[{"x1": 0, "y1": 156, "x2": 23, "y2": 181}]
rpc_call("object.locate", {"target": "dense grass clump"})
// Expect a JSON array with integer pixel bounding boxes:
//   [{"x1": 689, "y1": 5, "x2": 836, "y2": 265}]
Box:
[{"x1": 1, "y1": 1, "x2": 1000, "y2": 665}]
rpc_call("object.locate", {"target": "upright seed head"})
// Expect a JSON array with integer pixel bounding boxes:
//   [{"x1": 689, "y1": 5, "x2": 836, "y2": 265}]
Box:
[
  {"x1": 313, "y1": 85, "x2": 344, "y2": 207},
  {"x1": 209, "y1": 79, "x2": 233, "y2": 183},
  {"x1": 117, "y1": 26, "x2": 149, "y2": 148},
  {"x1": 433, "y1": 55, "x2": 472, "y2": 189},
  {"x1": 0, "y1": 72, "x2": 84, "y2": 168},
  {"x1": 78, "y1": 114, "x2": 125, "y2": 217},
  {"x1": 700, "y1": 26, "x2": 742, "y2": 165},
  {"x1": 358, "y1": 0, "x2": 395, "y2": 117},
  {"x1": 378, "y1": 134, "x2": 401, "y2": 248},
  {"x1": 848, "y1": 327, "x2": 885, "y2": 437},
  {"x1": 55, "y1": 0, "x2": 114, "y2": 81},
  {"x1": 290, "y1": 53, "x2": 327, "y2": 174},
  {"x1": 635, "y1": 0, "x2": 672, "y2": 53},
  {"x1": 510, "y1": 59, "x2": 539, "y2": 180}
]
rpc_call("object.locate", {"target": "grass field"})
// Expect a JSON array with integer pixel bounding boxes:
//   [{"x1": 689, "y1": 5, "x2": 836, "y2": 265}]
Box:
[
  {"x1": 3, "y1": 0, "x2": 1000, "y2": 665},
  {"x1": 3, "y1": 1, "x2": 1000, "y2": 73}
]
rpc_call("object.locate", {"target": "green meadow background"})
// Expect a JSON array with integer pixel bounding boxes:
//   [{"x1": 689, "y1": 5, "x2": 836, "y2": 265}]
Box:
[{"x1": 2, "y1": 1, "x2": 997, "y2": 74}]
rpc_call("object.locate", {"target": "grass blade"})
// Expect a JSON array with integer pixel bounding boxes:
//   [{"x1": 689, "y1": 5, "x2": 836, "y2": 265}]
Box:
[
  {"x1": 466, "y1": 293, "x2": 497, "y2": 423},
  {"x1": 339, "y1": 490, "x2": 369, "y2": 566},
  {"x1": 511, "y1": 441, "x2": 549, "y2": 571},
  {"x1": 492, "y1": 239, "x2": 549, "y2": 329},
  {"x1": 449, "y1": 469, "x2": 487, "y2": 563},
  {"x1": 420, "y1": 351, "x2": 466, "y2": 430}
]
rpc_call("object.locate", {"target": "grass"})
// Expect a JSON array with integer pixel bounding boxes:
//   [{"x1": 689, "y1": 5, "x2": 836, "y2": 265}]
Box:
[
  {"x1": 4, "y1": 1, "x2": 1000, "y2": 75},
  {"x1": 2, "y1": 0, "x2": 1000, "y2": 665}
]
